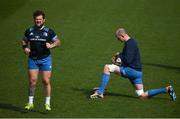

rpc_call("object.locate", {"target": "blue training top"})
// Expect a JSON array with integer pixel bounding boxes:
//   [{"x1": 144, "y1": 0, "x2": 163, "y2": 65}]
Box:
[
  {"x1": 119, "y1": 38, "x2": 142, "y2": 71},
  {"x1": 23, "y1": 26, "x2": 58, "y2": 60}
]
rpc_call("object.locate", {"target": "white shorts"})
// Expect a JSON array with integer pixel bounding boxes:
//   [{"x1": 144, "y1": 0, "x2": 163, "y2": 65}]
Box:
[{"x1": 107, "y1": 64, "x2": 120, "y2": 72}]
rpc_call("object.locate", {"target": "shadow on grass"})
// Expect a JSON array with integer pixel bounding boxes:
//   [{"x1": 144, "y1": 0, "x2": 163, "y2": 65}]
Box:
[
  {"x1": 0, "y1": 103, "x2": 47, "y2": 115},
  {"x1": 143, "y1": 63, "x2": 180, "y2": 72},
  {"x1": 72, "y1": 88, "x2": 137, "y2": 99},
  {"x1": 72, "y1": 88, "x2": 169, "y2": 101}
]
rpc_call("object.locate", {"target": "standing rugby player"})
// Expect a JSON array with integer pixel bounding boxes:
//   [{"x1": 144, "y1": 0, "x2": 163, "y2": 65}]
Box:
[{"x1": 22, "y1": 10, "x2": 60, "y2": 111}]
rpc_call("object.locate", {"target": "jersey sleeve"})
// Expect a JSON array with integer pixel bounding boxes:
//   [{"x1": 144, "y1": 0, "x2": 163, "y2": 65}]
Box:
[{"x1": 49, "y1": 29, "x2": 58, "y2": 42}]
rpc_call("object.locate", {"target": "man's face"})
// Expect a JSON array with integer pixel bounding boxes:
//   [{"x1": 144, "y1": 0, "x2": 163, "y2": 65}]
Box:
[
  {"x1": 116, "y1": 34, "x2": 124, "y2": 42},
  {"x1": 34, "y1": 15, "x2": 45, "y2": 28}
]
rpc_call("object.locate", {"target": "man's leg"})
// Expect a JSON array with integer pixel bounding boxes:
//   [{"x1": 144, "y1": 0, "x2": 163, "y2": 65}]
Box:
[
  {"x1": 41, "y1": 71, "x2": 52, "y2": 111},
  {"x1": 25, "y1": 69, "x2": 39, "y2": 110},
  {"x1": 135, "y1": 84, "x2": 176, "y2": 101},
  {"x1": 123, "y1": 68, "x2": 168, "y2": 99},
  {"x1": 90, "y1": 64, "x2": 120, "y2": 98}
]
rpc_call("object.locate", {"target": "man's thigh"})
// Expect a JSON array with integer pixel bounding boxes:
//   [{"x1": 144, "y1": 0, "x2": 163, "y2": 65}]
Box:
[
  {"x1": 41, "y1": 71, "x2": 52, "y2": 81},
  {"x1": 38, "y1": 56, "x2": 52, "y2": 71},
  {"x1": 28, "y1": 58, "x2": 39, "y2": 70},
  {"x1": 107, "y1": 64, "x2": 121, "y2": 74},
  {"x1": 28, "y1": 69, "x2": 39, "y2": 81}
]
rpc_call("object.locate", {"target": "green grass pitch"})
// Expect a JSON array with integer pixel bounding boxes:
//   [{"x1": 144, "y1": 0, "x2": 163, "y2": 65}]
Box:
[{"x1": 0, "y1": 0, "x2": 179, "y2": 117}]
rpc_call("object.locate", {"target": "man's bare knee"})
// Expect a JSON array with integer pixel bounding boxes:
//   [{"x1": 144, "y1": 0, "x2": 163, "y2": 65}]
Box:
[
  {"x1": 30, "y1": 78, "x2": 37, "y2": 85},
  {"x1": 103, "y1": 64, "x2": 111, "y2": 74},
  {"x1": 138, "y1": 92, "x2": 149, "y2": 99},
  {"x1": 42, "y1": 79, "x2": 50, "y2": 86}
]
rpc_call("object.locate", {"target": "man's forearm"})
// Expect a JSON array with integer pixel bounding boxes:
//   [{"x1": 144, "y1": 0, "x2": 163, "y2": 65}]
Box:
[{"x1": 52, "y1": 39, "x2": 60, "y2": 48}]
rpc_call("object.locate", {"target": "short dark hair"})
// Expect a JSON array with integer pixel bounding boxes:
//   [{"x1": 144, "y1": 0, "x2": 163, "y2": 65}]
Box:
[{"x1": 33, "y1": 10, "x2": 45, "y2": 19}]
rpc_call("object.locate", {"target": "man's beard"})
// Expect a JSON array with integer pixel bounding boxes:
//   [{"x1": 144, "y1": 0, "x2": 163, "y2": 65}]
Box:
[{"x1": 35, "y1": 23, "x2": 44, "y2": 29}]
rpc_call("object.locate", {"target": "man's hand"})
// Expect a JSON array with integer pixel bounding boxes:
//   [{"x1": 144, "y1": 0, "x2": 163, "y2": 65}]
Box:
[
  {"x1": 46, "y1": 39, "x2": 60, "y2": 49},
  {"x1": 46, "y1": 42, "x2": 53, "y2": 49},
  {"x1": 23, "y1": 47, "x2": 31, "y2": 55},
  {"x1": 111, "y1": 52, "x2": 122, "y2": 66},
  {"x1": 111, "y1": 56, "x2": 116, "y2": 64}
]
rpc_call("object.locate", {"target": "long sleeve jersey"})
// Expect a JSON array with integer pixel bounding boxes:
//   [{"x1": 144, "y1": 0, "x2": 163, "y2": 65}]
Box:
[{"x1": 119, "y1": 38, "x2": 142, "y2": 71}]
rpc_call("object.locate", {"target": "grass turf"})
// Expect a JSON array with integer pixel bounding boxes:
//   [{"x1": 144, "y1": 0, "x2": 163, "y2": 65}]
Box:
[{"x1": 0, "y1": 0, "x2": 179, "y2": 117}]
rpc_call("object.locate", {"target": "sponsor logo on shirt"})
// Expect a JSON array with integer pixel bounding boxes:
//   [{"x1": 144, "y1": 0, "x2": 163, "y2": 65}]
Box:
[{"x1": 30, "y1": 35, "x2": 46, "y2": 41}]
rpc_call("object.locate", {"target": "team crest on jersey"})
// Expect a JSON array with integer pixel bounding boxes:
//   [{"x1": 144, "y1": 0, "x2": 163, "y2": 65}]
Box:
[
  {"x1": 30, "y1": 32, "x2": 34, "y2": 36},
  {"x1": 43, "y1": 32, "x2": 48, "y2": 37}
]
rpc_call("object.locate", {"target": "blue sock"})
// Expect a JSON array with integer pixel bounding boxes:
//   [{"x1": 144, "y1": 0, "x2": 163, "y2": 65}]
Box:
[
  {"x1": 97, "y1": 73, "x2": 110, "y2": 95},
  {"x1": 147, "y1": 87, "x2": 167, "y2": 97}
]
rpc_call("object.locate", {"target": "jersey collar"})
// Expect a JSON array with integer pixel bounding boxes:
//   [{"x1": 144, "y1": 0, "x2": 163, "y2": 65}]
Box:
[
  {"x1": 40, "y1": 25, "x2": 45, "y2": 30},
  {"x1": 34, "y1": 25, "x2": 45, "y2": 30}
]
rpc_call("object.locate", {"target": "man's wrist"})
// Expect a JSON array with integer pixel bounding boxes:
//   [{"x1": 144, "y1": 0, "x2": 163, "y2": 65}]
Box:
[{"x1": 22, "y1": 44, "x2": 28, "y2": 49}]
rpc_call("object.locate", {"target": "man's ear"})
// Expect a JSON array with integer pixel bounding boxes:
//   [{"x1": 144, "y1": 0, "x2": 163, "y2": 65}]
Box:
[{"x1": 120, "y1": 35, "x2": 124, "y2": 38}]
